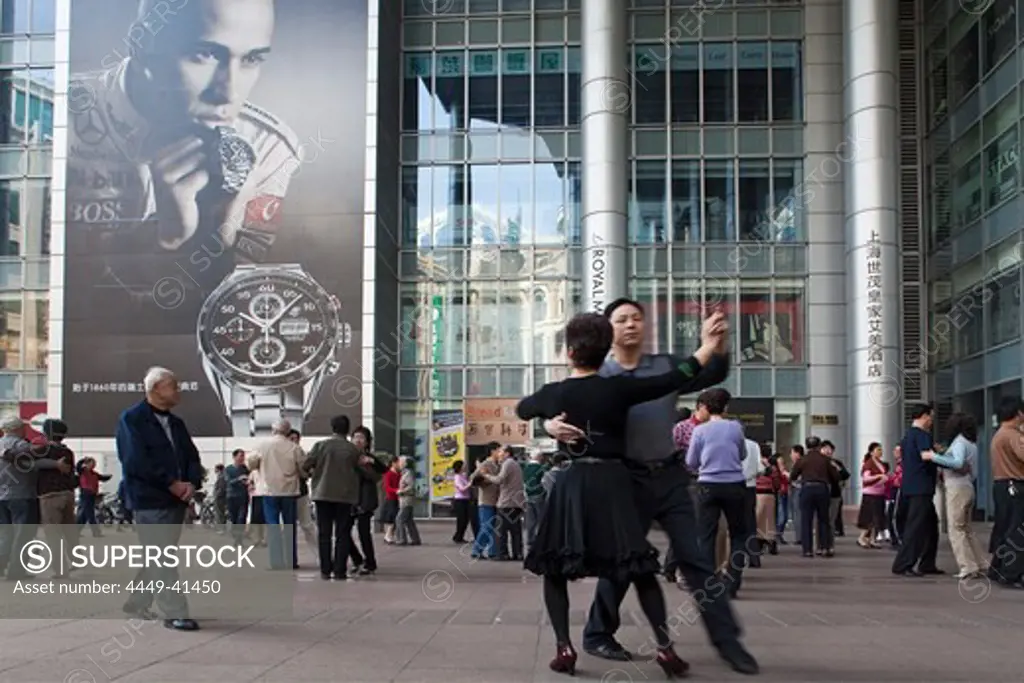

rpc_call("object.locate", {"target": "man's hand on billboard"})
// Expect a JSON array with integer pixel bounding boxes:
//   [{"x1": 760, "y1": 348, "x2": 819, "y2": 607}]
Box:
[{"x1": 151, "y1": 136, "x2": 209, "y2": 250}]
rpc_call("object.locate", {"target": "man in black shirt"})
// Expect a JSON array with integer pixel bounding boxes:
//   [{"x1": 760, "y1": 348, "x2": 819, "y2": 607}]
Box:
[{"x1": 892, "y1": 403, "x2": 943, "y2": 577}]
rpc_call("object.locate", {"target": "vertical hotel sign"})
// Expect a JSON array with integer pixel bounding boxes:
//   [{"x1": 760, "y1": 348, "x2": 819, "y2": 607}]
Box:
[{"x1": 865, "y1": 231, "x2": 884, "y2": 378}]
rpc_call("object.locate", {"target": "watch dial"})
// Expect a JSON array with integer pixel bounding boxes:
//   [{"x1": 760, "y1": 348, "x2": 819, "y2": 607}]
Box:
[{"x1": 199, "y1": 270, "x2": 339, "y2": 388}]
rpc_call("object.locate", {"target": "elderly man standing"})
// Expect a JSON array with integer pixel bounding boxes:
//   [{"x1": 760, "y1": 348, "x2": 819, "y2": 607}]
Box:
[
  {"x1": 479, "y1": 446, "x2": 526, "y2": 561},
  {"x1": 117, "y1": 367, "x2": 204, "y2": 631},
  {"x1": 248, "y1": 420, "x2": 306, "y2": 570},
  {"x1": 0, "y1": 415, "x2": 70, "y2": 581}
]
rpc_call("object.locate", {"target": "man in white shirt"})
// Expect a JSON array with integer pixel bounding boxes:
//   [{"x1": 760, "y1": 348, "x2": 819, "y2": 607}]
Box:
[
  {"x1": 743, "y1": 439, "x2": 763, "y2": 569},
  {"x1": 247, "y1": 419, "x2": 306, "y2": 570}
]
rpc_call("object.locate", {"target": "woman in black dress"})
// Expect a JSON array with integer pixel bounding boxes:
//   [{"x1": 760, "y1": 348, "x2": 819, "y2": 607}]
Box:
[{"x1": 517, "y1": 312, "x2": 723, "y2": 678}]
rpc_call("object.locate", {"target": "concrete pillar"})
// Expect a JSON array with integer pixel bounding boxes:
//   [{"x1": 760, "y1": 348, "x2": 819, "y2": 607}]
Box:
[
  {"x1": 843, "y1": 0, "x2": 903, "y2": 493},
  {"x1": 580, "y1": 0, "x2": 627, "y2": 314}
]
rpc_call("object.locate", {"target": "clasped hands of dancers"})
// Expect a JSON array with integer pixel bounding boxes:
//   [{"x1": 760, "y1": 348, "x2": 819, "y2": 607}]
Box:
[{"x1": 517, "y1": 310, "x2": 729, "y2": 678}]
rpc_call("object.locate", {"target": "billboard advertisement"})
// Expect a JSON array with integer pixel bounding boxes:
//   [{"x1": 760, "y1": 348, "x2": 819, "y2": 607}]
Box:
[{"x1": 61, "y1": 0, "x2": 366, "y2": 437}]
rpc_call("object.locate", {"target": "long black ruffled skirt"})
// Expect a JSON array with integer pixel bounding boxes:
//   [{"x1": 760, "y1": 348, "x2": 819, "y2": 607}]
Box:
[{"x1": 524, "y1": 458, "x2": 661, "y2": 581}]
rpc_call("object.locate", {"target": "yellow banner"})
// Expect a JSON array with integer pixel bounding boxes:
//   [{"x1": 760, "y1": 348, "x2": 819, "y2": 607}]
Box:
[{"x1": 430, "y1": 409, "x2": 464, "y2": 500}]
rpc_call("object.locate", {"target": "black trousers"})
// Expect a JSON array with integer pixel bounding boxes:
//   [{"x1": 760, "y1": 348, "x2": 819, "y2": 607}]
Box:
[
  {"x1": 989, "y1": 480, "x2": 1024, "y2": 582},
  {"x1": 891, "y1": 494, "x2": 939, "y2": 573},
  {"x1": 496, "y1": 507, "x2": 524, "y2": 559},
  {"x1": 348, "y1": 511, "x2": 377, "y2": 571},
  {"x1": 453, "y1": 499, "x2": 471, "y2": 542},
  {"x1": 314, "y1": 501, "x2": 354, "y2": 577},
  {"x1": 799, "y1": 482, "x2": 832, "y2": 555},
  {"x1": 697, "y1": 482, "x2": 751, "y2": 589},
  {"x1": 583, "y1": 465, "x2": 741, "y2": 650},
  {"x1": 469, "y1": 499, "x2": 480, "y2": 538}
]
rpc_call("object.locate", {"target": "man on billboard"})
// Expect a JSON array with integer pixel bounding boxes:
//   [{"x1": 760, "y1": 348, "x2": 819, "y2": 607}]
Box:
[{"x1": 67, "y1": 0, "x2": 300, "y2": 272}]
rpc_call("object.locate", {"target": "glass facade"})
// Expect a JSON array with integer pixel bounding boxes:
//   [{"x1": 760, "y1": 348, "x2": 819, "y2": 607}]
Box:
[
  {"x1": 397, "y1": 0, "x2": 809, "y2": 514},
  {"x1": 924, "y1": 0, "x2": 1024, "y2": 515},
  {"x1": 0, "y1": 0, "x2": 54, "y2": 414}
]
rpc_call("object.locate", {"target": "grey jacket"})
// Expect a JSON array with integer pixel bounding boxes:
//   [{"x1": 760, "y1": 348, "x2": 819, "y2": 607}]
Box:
[
  {"x1": 473, "y1": 459, "x2": 500, "y2": 507},
  {"x1": 398, "y1": 468, "x2": 416, "y2": 508},
  {"x1": 492, "y1": 457, "x2": 525, "y2": 509},
  {"x1": 0, "y1": 435, "x2": 62, "y2": 501},
  {"x1": 304, "y1": 436, "x2": 362, "y2": 505}
]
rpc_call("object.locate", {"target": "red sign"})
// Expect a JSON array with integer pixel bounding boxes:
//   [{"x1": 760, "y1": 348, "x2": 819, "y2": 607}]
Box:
[
  {"x1": 19, "y1": 401, "x2": 48, "y2": 441},
  {"x1": 244, "y1": 195, "x2": 284, "y2": 227}
]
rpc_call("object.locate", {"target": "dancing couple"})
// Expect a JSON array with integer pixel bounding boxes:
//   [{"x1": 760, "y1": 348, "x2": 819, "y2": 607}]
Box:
[{"x1": 518, "y1": 308, "x2": 753, "y2": 678}]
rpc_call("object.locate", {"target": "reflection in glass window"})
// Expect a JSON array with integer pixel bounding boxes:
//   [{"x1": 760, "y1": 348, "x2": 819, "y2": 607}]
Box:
[
  {"x1": 737, "y1": 42, "x2": 768, "y2": 122},
  {"x1": 629, "y1": 280, "x2": 670, "y2": 354},
  {"x1": 984, "y1": 128, "x2": 1018, "y2": 209},
  {"x1": 670, "y1": 44, "x2": 699, "y2": 123},
  {"x1": 32, "y1": 0, "x2": 55, "y2": 33},
  {"x1": 773, "y1": 287, "x2": 804, "y2": 364},
  {"x1": 671, "y1": 285, "x2": 702, "y2": 356},
  {"x1": 771, "y1": 42, "x2": 801, "y2": 122},
  {"x1": 705, "y1": 160, "x2": 736, "y2": 241},
  {"x1": 631, "y1": 161, "x2": 667, "y2": 244},
  {"x1": 950, "y1": 22, "x2": 979, "y2": 104},
  {"x1": 930, "y1": 305, "x2": 953, "y2": 367},
  {"x1": 401, "y1": 166, "x2": 433, "y2": 246},
  {"x1": 703, "y1": 43, "x2": 733, "y2": 123},
  {"x1": 952, "y1": 156, "x2": 982, "y2": 226},
  {"x1": 467, "y1": 50, "x2": 499, "y2": 125},
  {"x1": 987, "y1": 270, "x2": 1021, "y2": 348},
  {"x1": 955, "y1": 294, "x2": 985, "y2": 359},
  {"x1": 435, "y1": 51, "x2": 466, "y2": 130},
  {"x1": 567, "y1": 48, "x2": 581, "y2": 125},
  {"x1": 738, "y1": 161, "x2": 771, "y2": 241},
  {"x1": 566, "y1": 162, "x2": 581, "y2": 245},
  {"x1": 399, "y1": 286, "x2": 429, "y2": 366},
  {"x1": 402, "y1": 54, "x2": 433, "y2": 131},
  {"x1": 535, "y1": 48, "x2": 565, "y2": 127},
  {"x1": 467, "y1": 164, "x2": 501, "y2": 248},
  {"x1": 0, "y1": 0, "x2": 30, "y2": 34},
  {"x1": 0, "y1": 294, "x2": 21, "y2": 368},
  {"x1": 534, "y1": 161, "x2": 566, "y2": 245},
  {"x1": 772, "y1": 160, "x2": 802, "y2": 242},
  {"x1": 982, "y1": 0, "x2": 1016, "y2": 74},
  {"x1": 635, "y1": 46, "x2": 667, "y2": 124},
  {"x1": 739, "y1": 285, "x2": 772, "y2": 364},
  {"x1": 498, "y1": 164, "x2": 531, "y2": 246},
  {"x1": 500, "y1": 283, "x2": 529, "y2": 364},
  {"x1": 671, "y1": 160, "x2": 700, "y2": 243},
  {"x1": 467, "y1": 286, "x2": 499, "y2": 365},
  {"x1": 501, "y1": 49, "x2": 531, "y2": 127}
]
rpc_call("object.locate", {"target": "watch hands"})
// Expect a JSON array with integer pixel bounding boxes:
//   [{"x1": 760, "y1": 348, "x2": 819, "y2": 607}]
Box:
[
  {"x1": 238, "y1": 312, "x2": 266, "y2": 329},
  {"x1": 264, "y1": 295, "x2": 303, "y2": 329}
]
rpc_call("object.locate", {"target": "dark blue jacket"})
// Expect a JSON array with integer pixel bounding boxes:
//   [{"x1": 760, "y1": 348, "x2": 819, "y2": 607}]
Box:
[
  {"x1": 899, "y1": 426, "x2": 937, "y2": 497},
  {"x1": 116, "y1": 400, "x2": 203, "y2": 510}
]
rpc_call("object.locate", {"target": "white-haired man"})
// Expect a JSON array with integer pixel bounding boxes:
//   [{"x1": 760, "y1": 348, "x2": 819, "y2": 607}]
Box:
[
  {"x1": 116, "y1": 366, "x2": 203, "y2": 631},
  {"x1": 248, "y1": 419, "x2": 306, "y2": 570},
  {"x1": 0, "y1": 415, "x2": 71, "y2": 580}
]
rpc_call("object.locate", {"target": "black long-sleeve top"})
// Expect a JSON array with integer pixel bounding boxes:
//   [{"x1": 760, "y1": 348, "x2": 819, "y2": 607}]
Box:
[{"x1": 516, "y1": 356, "x2": 705, "y2": 460}]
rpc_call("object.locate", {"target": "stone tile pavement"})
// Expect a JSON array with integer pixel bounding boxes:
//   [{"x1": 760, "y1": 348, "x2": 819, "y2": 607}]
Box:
[{"x1": 1, "y1": 521, "x2": 1022, "y2": 682}]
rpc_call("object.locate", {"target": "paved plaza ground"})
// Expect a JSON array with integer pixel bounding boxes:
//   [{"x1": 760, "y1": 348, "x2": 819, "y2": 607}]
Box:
[{"x1": 1, "y1": 520, "x2": 1021, "y2": 682}]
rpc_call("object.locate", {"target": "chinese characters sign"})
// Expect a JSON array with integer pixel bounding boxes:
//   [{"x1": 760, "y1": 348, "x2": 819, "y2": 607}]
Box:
[
  {"x1": 464, "y1": 399, "x2": 530, "y2": 445},
  {"x1": 865, "y1": 230, "x2": 884, "y2": 378}
]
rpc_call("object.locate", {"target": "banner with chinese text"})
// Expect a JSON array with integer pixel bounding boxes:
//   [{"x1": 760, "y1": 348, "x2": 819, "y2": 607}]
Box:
[{"x1": 429, "y1": 409, "x2": 464, "y2": 500}]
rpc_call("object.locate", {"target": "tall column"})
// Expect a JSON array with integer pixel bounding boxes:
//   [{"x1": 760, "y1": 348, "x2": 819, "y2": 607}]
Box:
[
  {"x1": 804, "y1": 0, "x2": 848, "y2": 467},
  {"x1": 580, "y1": 0, "x2": 627, "y2": 314},
  {"x1": 844, "y1": 0, "x2": 902, "y2": 474}
]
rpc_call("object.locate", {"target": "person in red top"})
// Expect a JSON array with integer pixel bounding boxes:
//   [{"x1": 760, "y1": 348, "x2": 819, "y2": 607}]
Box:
[
  {"x1": 381, "y1": 456, "x2": 401, "y2": 544},
  {"x1": 776, "y1": 458, "x2": 791, "y2": 543},
  {"x1": 77, "y1": 457, "x2": 113, "y2": 537}
]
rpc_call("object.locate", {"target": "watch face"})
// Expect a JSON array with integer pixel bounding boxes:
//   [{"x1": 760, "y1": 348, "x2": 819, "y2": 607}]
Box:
[{"x1": 198, "y1": 268, "x2": 340, "y2": 389}]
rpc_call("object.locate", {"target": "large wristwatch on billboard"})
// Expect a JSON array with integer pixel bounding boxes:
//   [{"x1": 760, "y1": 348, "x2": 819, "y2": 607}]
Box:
[{"x1": 197, "y1": 264, "x2": 351, "y2": 437}]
